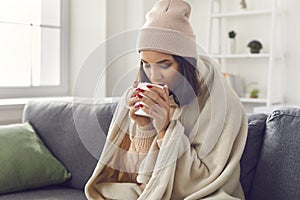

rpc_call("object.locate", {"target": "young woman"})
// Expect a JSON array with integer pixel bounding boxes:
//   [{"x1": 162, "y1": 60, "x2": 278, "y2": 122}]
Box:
[{"x1": 85, "y1": 0, "x2": 248, "y2": 199}]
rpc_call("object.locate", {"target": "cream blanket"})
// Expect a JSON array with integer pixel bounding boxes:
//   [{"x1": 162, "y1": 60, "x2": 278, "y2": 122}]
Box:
[{"x1": 85, "y1": 56, "x2": 248, "y2": 200}]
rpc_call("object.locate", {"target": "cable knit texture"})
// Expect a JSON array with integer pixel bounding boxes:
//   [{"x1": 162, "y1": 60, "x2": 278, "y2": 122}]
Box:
[
  {"x1": 132, "y1": 126, "x2": 156, "y2": 152},
  {"x1": 137, "y1": 0, "x2": 198, "y2": 59},
  {"x1": 119, "y1": 126, "x2": 156, "y2": 183}
]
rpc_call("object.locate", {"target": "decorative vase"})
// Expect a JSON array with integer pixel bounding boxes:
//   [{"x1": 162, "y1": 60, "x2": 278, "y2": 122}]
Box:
[
  {"x1": 240, "y1": 0, "x2": 247, "y2": 11},
  {"x1": 229, "y1": 38, "x2": 237, "y2": 54}
]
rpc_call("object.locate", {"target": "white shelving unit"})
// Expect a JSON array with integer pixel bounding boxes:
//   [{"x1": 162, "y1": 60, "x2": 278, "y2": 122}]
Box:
[
  {"x1": 210, "y1": 53, "x2": 270, "y2": 59},
  {"x1": 211, "y1": 10, "x2": 273, "y2": 18},
  {"x1": 207, "y1": 0, "x2": 285, "y2": 109}
]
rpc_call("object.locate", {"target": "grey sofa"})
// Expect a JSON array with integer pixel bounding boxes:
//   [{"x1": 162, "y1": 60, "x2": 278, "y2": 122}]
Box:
[{"x1": 1, "y1": 98, "x2": 299, "y2": 200}]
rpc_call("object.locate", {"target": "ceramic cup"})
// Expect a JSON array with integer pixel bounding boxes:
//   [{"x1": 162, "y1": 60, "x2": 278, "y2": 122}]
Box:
[{"x1": 134, "y1": 82, "x2": 164, "y2": 117}]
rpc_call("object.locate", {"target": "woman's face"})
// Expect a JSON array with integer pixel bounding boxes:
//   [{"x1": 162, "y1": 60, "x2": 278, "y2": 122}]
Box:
[{"x1": 140, "y1": 51, "x2": 181, "y2": 89}]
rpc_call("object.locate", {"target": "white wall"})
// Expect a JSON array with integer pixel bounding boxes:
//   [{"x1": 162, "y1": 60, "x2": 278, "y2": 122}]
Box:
[
  {"x1": 69, "y1": 0, "x2": 145, "y2": 97},
  {"x1": 105, "y1": 0, "x2": 144, "y2": 97},
  {"x1": 284, "y1": 0, "x2": 300, "y2": 105},
  {"x1": 69, "y1": 0, "x2": 107, "y2": 97},
  {"x1": 186, "y1": 0, "x2": 210, "y2": 51}
]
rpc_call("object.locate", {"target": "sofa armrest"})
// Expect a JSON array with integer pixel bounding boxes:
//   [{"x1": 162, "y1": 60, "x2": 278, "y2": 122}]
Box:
[
  {"x1": 240, "y1": 113, "x2": 268, "y2": 199},
  {"x1": 251, "y1": 108, "x2": 300, "y2": 200}
]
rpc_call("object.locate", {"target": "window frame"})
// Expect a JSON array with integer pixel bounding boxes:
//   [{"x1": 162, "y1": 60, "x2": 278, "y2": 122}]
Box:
[{"x1": 0, "y1": 0, "x2": 69, "y2": 99}]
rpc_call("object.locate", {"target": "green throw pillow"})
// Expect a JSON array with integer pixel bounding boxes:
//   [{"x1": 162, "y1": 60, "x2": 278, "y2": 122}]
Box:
[{"x1": 0, "y1": 122, "x2": 71, "y2": 194}]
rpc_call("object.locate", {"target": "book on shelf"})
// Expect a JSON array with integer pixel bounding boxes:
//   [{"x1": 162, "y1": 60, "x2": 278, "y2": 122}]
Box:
[{"x1": 223, "y1": 73, "x2": 244, "y2": 98}]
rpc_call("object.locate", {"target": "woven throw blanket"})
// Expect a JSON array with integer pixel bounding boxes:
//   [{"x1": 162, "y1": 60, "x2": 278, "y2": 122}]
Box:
[{"x1": 85, "y1": 56, "x2": 248, "y2": 200}]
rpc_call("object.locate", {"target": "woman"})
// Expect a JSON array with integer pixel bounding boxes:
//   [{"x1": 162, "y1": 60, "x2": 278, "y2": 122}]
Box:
[{"x1": 85, "y1": 0, "x2": 248, "y2": 199}]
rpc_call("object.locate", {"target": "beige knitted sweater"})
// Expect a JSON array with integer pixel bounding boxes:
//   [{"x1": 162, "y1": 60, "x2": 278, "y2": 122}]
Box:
[{"x1": 85, "y1": 56, "x2": 248, "y2": 200}]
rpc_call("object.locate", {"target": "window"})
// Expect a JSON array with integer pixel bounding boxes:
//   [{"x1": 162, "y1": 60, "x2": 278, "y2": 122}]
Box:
[{"x1": 0, "y1": 0, "x2": 69, "y2": 98}]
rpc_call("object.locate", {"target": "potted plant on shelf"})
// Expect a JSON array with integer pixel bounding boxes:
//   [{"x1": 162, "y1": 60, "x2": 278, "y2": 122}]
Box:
[
  {"x1": 250, "y1": 89, "x2": 260, "y2": 98},
  {"x1": 247, "y1": 82, "x2": 260, "y2": 98},
  {"x1": 228, "y1": 30, "x2": 237, "y2": 54},
  {"x1": 248, "y1": 40, "x2": 263, "y2": 54}
]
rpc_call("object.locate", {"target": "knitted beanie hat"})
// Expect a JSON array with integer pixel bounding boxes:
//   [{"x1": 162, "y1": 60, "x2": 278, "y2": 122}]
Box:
[{"x1": 137, "y1": 0, "x2": 198, "y2": 59}]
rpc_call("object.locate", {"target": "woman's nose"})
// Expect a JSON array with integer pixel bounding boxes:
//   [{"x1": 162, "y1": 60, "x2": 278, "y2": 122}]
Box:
[{"x1": 150, "y1": 66, "x2": 162, "y2": 80}]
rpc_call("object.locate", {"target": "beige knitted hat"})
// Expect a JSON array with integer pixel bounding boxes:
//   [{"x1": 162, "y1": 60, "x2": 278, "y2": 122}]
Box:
[{"x1": 137, "y1": 0, "x2": 198, "y2": 59}]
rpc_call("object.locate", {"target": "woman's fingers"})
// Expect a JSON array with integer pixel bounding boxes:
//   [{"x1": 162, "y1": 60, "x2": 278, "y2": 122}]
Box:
[
  {"x1": 138, "y1": 85, "x2": 168, "y2": 104},
  {"x1": 128, "y1": 96, "x2": 140, "y2": 107},
  {"x1": 138, "y1": 103, "x2": 165, "y2": 118},
  {"x1": 129, "y1": 103, "x2": 152, "y2": 127},
  {"x1": 132, "y1": 80, "x2": 138, "y2": 88},
  {"x1": 130, "y1": 88, "x2": 141, "y2": 98},
  {"x1": 129, "y1": 103, "x2": 144, "y2": 120},
  {"x1": 139, "y1": 104, "x2": 169, "y2": 132},
  {"x1": 137, "y1": 92, "x2": 169, "y2": 111},
  {"x1": 128, "y1": 87, "x2": 142, "y2": 107},
  {"x1": 145, "y1": 84, "x2": 169, "y2": 102}
]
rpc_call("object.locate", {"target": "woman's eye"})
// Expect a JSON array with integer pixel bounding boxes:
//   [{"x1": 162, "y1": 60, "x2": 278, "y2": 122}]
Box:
[
  {"x1": 160, "y1": 64, "x2": 172, "y2": 69},
  {"x1": 143, "y1": 63, "x2": 150, "y2": 68}
]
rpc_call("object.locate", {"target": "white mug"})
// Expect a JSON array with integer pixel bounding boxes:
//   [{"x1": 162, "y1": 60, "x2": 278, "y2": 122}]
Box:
[{"x1": 134, "y1": 82, "x2": 164, "y2": 117}]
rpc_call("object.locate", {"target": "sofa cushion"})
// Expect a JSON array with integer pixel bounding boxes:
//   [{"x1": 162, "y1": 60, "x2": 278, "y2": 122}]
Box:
[
  {"x1": 240, "y1": 113, "x2": 267, "y2": 199},
  {"x1": 0, "y1": 122, "x2": 71, "y2": 194},
  {"x1": 251, "y1": 108, "x2": 300, "y2": 200},
  {"x1": 0, "y1": 186, "x2": 86, "y2": 200},
  {"x1": 22, "y1": 98, "x2": 118, "y2": 190}
]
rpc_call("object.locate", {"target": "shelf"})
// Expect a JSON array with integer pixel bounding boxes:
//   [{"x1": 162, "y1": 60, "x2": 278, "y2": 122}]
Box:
[
  {"x1": 241, "y1": 96, "x2": 282, "y2": 104},
  {"x1": 241, "y1": 98, "x2": 267, "y2": 103},
  {"x1": 209, "y1": 53, "x2": 270, "y2": 59},
  {"x1": 207, "y1": 0, "x2": 284, "y2": 110},
  {"x1": 211, "y1": 9, "x2": 273, "y2": 18}
]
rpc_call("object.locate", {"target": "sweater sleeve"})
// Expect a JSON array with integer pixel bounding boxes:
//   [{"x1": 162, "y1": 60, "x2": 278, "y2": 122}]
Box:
[
  {"x1": 136, "y1": 124, "x2": 165, "y2": 149},
  {"x1": 120, "y1": 124, "x2": 156, "y2": 179}
]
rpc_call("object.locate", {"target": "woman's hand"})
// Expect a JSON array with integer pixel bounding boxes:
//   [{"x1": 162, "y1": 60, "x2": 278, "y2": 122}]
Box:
[
  {"x1": 136, "y1": 84, "x2": 170, "y2": 135},
  {"x1": 128, "y1": 81, "x2": 151, "y2": 127}
]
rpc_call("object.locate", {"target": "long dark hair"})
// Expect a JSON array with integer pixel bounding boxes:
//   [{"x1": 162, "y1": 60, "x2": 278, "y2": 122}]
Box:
[{"x1": 138, "y1": 55, "x2": 201, "y2": 106}]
